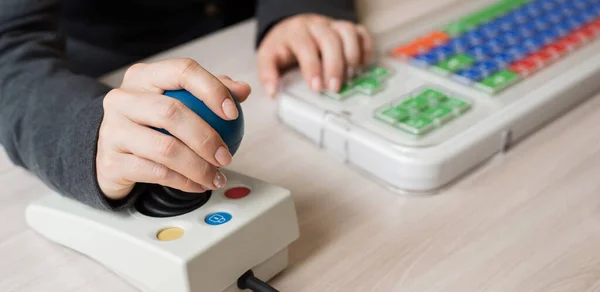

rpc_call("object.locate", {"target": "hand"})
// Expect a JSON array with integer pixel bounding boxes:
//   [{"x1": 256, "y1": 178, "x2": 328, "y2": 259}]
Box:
[
  {"x1": 257, "y1": 14, "x2": 374, "y2": 97},
  {"x1": 96, "y1": 58, "x2": 251, "y2": 201}
]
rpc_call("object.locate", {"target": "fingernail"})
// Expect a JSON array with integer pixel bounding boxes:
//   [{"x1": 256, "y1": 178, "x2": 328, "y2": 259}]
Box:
[
  {"x1": 311, "y1": 77, "x2": 322, "y2": 92},
  {"x1": 213, "y1": 170, "x2": 227, "y2": 188},
  {"x1": 222, "y1": 98, "x2": 238, "y2": 119},
  {"x1": 266, "y1": 83, "x2": 277, "y2": 97},
  {"x1": 214, "y1": 146, "x2": 232, "y2": 166},
  {"x1": 329, "y1": 78, "x2": 340, "y2": 92}
]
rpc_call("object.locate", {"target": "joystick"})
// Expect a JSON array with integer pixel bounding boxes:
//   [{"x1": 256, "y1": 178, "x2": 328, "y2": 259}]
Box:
[{"x1": 135, "y1": 89, "x2": 245, "y2": 218}]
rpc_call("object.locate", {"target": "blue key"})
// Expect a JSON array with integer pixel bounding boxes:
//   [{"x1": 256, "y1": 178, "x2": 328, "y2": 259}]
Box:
[
  {"x1": 500, "y1": 31, "x2": 521, "y2": 46},
  {"x1": 534, "y1": 19, "x2": 551, "y2": 31},
  {"x1": 447, "y1": 37, "x2": 470, "y2": 52},
  {"x1": 560, "y1": 4, "x2": 578, "y2": 18},
  {"x1": 511, "y1": 9, "x2": 530, "y2": 24},
  {"x1": 582, "y1": 10, "x2": 597, "y2": 22},
  {"x1": 507, "y1": 46, "x2": 529, "y2": 60},
  {"x1": 410, "y1": 53, "x2": 439, "y2": 68},
  {"x1": 497, "y1": 17, "x2": 516, "y2": 32},
  {"x1": 517, "y1": 25, "x2": 536, "y2": 38},
  {"x1": 522, "y1": 36, "x2": 545, "y2": 52},
  {"x1": 454, "y1": 68, "x2": 484, "y2": 84},
  {"x1": 541, "y1": 29, "x2": 559, "y2": 44},
  {"x1": 573, "y1": 0, "x2": 589, "y2": 9},
  {"x1": 488, "y1": 38, "x2": 507, "y2": 51},
  {"x1": 467, "y1": 45, "x2": 493, "y2": 61},
  {"x1": 431, "y1": 45, "x2": 455, "y2": 59},
  {"x1": 541, "y1": 0, "x2": 557, "y2": 11},
  {"x1": 546, "y1": 11, "x2": 564, "y2": 24},
  {"x1": 566, "y1": 15, "x2": 586, "y2": 31},
  {"x1": 480, "y1": 23, "x2": 501, "y2": 38},
  {"x1": 463, "y1": 30, "x2": 486, "y2": 46},
  {"x1": 492, "y1": 52, "x2": 517, "y2": 67},
  {"x1": 473, "y1": 60, "x2": 499, "y2": 76}
]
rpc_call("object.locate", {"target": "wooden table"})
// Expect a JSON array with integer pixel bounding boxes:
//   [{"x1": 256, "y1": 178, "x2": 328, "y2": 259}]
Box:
[{"x1": 3, "y1": 2, "x2": 600, "y2": 291}]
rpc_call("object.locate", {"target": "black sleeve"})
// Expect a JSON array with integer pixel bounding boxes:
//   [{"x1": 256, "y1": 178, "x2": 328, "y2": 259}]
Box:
[
  {"x1": 0, "y1": 0, "x2": 135, "y2": 210},
  {"x1": 255, "y1": 0, "x2": 359, "y2": 47}
]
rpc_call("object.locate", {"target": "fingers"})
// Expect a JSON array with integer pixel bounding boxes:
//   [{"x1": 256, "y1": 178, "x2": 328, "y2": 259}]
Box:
[
  {"x1": 105, "y1": 89, "x2": 231, "y2": 168},
  {"x1": 116, "y1": 120, "x2": 226, "y2": 190},
  {"x1": 356, "y1": 25, "x2": 375, "y2": 67},
  {"x1": 286, "y1": 23, "x2": 324, "y2": 93},
  {"x1": 120, "y1": 58, "x2": 239, "y2": 121},
  {"x1": 99, "y1": 152, "x2": 207, "y2": 199},
  {"x1": 216, "y1": 75, "x2": 252, "y2": 102},
  {"x1": 308, "y1": 23, "x2": 345, "y2": 93},
  {"x1": 331, "y1": 21, "x2": 362, "y2": 78},
  {"x1": 257, "y1": 47, "x2": 282, "y2": 97}
]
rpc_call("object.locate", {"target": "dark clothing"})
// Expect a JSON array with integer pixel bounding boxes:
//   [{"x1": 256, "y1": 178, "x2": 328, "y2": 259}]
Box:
[{"x1": 0, "y1": 0, "x2": 357, "y2": 210}]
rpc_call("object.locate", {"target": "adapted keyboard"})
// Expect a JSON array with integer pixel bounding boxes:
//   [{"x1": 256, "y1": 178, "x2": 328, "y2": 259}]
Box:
[{"x1": 389, "y1": 0, "x2": 600, "y2": 96}]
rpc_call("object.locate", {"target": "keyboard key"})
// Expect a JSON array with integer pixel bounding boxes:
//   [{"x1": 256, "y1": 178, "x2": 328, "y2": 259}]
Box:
[
  {"x1": 507, "y1": 46, "x2": 530, "y2": 60},
  {"x1": 431, "y1": 53, "x2": 475, "y2": 75},
  {"x1": 443, "y1": 97, "x2": 471, "y2": 114},
  {"x1": 377, "y1": 106, "x2": 410, "y2": 123},
  {"x1": 509, "y1": 58, "x2": 539, "y2": 77},
  {"x1": 556, "y1": 34, "x2": 584, "y2": 50},
  {"x1": 500, "y1": 31, "x2": 521, "y2": 45},
  {"x1": 453, "y1": 68, "x2": 484, "y2": 85},
  {"x1": 397, "y1": 116, "x2": 434, "y2": 135},
  {"x1": 323, "y1": 83, "x2": 356, "y2": 100},
  {"x1": 354, "y1": 77, "x2": 384, "y2": 96},
  {"x1": 545, "y1": 42, "x2": 569, "y2": 56},
  {"x1": 467, "y1": 45, "x2": 494, "y2": 61},
  {"x1": 475, "y1": 70, "x2": 522, "y2": 94},
  {"x1": 401, "y1": 96, "x2": 429, "y2": 111},
  {"x1": 390, "y1": 31, "x2": 449, "y2": 59},
  {"x1": 363, "y1": 66, "x2": 392, "y2": 80},
  {"x1": 492, "y1": 52, "x2": 518, "y2": 67},
  {"x1": 529, "y1": 49, "x2": 558, "y2": 66},
  {"x1": 473, "y1": 60, "x2": 500, "y2": 76},
  {"x1": 522, "y1": 36, "x2": 546, "y2": 51},
  {"x1": 480, "y1": 23, "x2": 502, "y2": 38},
  {"x1": 447, "y1": 37, "x2": 470, "y2": 52},
  {"x1": 443, "y1": 0, "x2": 525, "y2": 36},
  {"x1": 422, "y1": 106, "x2": 454, "y2": 124},
  {"x1": 416, "y1": 89, "x2": 448, "y2": 104},
  {"x1": 410, "y1": 52, "x2": 440, "y2": 68}
]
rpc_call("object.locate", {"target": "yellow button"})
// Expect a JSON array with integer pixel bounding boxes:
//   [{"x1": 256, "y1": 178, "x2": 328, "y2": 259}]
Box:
[{"x1": 156, "y1": 227, "x2": 184, "y2": 241}]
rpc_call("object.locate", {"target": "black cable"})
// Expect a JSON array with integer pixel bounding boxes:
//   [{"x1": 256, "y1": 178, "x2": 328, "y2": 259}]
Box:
[{"x1": 237, "y1": 270, "x2": 279, "y2": 292}]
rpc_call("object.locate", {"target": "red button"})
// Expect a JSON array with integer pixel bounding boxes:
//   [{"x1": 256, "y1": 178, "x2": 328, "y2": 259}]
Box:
[
  {"x1": 509, "y1": 58, "x2": 538, "y2": 77},
  {"x1": 529, "y1": 49, "x2": 556, "y2": 66},
  {"x1": 556, "y1": 35, "x2": 582, "y2": 50},
  {"x1": 224, "y1": 187, "x2": 251, "y2": 199},
  {"x1": 545, "y1": 42, "x2": 568, "y2": 56},
  {"x1": 573, "y1": 26, "x2": 595, "y2": 41}
]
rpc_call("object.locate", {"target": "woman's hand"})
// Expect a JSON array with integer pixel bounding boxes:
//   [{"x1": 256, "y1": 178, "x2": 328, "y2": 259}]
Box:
[
  {"x1": 96, "y1": 58, "x2": 251, "y2": 200},
  {"x1": 257, "y1": 14, "x2": 374, "y2": 96}
]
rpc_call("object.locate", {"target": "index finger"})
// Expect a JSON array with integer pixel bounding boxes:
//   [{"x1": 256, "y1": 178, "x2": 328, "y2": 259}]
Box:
[{"x1": 121, "y1": 58, "x2": 239, "y2": 120}]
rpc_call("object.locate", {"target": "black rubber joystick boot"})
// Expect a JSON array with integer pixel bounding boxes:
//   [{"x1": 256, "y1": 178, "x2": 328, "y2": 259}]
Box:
[{"x1": 135, "y1": 185, "x2": 211, "y2": 218}]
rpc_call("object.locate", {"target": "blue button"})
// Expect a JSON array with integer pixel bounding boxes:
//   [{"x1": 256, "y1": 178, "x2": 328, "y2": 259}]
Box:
[
  {"x1": 492, "y1": 52, "x2": 517, "y2": 67},
  {"x1": 447, "y1": 38, "x2": 469, "y2": 52},
  {"x1": 582, "y1": 10, "x2": 596, "y2": 22},
  {"x1": 488, "y1": 38, "x2": 507, "y2": 51},
  {"x1": 523, "y1": 36, "x2": 545, "y2": 51},
  {"x1": 500, "y1": 31, "x2": 521, "y2": 46},
  {"x1": 205, "y1": 212, "x2": 233, "y2": 225},
  {"x1": 455, "y1": 68, "x2": 484, "y2": 82},
  {"x1": 534, "y1": 19, "x2": 551, "y2": 31}
]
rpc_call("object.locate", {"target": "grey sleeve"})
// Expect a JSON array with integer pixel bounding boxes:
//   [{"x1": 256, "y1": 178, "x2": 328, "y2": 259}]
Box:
[
  {"x1": 255, "y1": 0, "x2": 359, "y2": 46},
  {"x1": 0, "y1": 0, "x2": 134, "y2": 210}
]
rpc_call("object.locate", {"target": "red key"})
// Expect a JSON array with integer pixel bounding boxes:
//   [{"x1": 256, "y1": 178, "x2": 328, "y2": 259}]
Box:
[
  {"x1": 573, "y1": 26, "x2": 595, "y2": 42},
  {"x1": 545, "y1": 42, "x2": 568, "y2": 56},
  {"x1": 556, "y1": 34, "x2": 582, "y2": 50},
  {"x1": 509, "y1": 58, "x2": 538, "y2": 77},
  {"x1": 586, "y1": 20, "x2": 600, "y2": 36},
  {"x1": 529, "y1": 49, "x2": 556, "y2": 67}
]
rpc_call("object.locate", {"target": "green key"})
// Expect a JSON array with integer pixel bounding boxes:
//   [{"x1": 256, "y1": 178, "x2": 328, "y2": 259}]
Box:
[
  {"x1": 443, "y1": 97, "x2": 471, "y2": 114},
  {"x1": 323, "y1": 83, "x2": 356, "y2": 100},
  {"x1": 376, "y1": 106, "x2": 409, "y2": 124},
  {"x1": 475, "y1": 69, "x2": 521, "y2": 94},
  {"x1": 397, "y1": 116, "x2": 434, "y2": 135},
  {"x1": 415, "y1": 88, "x2": 447, "y2": 104},
  {"x1": 422, "y1": 106, "x2": 453, "y2": 124},
  {"x1": 401, "y1": 96, "x2": 429, "y2": 112},
  {"x1": 354, "y1": 77, "x2": 383, "y2": 96},
  {"x1": 432, "y1": 54, "x2": 475, "y2": 76},
  {"x1": 363, "y1": 66, "x2": 392, "y2": 80}
]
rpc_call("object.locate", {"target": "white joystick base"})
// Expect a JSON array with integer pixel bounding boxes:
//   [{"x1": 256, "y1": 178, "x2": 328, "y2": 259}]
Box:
[{"x1": 25, "y1": 170, "x2": 300, "y2": 292}]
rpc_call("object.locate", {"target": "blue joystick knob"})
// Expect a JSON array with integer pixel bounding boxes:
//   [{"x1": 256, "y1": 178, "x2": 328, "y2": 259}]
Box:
[{"x1": 161, "y1": 89, "x2": 244, "y2": 156}]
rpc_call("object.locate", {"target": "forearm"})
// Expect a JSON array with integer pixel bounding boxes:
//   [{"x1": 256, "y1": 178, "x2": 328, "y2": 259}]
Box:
[
  {"x1": 255, "y1": 0, "x2": 359, "y2": 46},
  {"x1": 0, "y1": 0, "x2": 131, "y2": 210}
]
